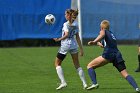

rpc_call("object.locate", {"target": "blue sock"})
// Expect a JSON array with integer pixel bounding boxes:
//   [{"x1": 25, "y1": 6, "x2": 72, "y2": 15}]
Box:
[
  {"x1": 126, "y1": 75, "x2": 138, "y2": 89},
  {"x1": 88, "y1": 68, "x2": 97, "y2": 84}
]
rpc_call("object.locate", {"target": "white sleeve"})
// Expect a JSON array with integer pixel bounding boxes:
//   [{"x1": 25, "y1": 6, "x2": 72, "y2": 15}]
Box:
[{"x1": 63, "y1": 23, "x2": 69, "y2": 32}]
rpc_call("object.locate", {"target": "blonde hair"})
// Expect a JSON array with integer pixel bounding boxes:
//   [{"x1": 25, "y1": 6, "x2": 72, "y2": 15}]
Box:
[{"x1": 100, "y1": 20, "x2": 110, "y2": 30}]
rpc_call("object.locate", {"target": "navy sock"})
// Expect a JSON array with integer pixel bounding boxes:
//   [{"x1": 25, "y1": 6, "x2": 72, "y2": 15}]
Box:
[
  {"x1": 126, "y1": 75, "x2": 138, "y2": 89},
  {"x1": 88, "y1": 68, "x2": 97, "y2": 84}
]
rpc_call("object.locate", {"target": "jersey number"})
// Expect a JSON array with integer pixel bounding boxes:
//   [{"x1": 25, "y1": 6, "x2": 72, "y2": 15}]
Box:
[{"x1": 111, "y1": 33, "x2": 116, "y2": 40}]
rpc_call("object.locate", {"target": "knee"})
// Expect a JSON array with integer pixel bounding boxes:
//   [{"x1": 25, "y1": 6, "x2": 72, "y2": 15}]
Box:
[
  {"x1": 120, "y1": 69, "x2": 129, "y2": 78},
  {"x1": 54, "y1": 58, "x2": 62, "y2": 67},
  {"x1": 122, "y1": 74, "x2": 129, "y2": 78},
  {"x1": 74, "y1": 61, "x2": 80, "y2": 69},
  {"x1": 55, "y1": 62, "x2": 60, "y2": 67},
  {"x1": 87, "y1": 63, "x2": 94, "y2": 69}
]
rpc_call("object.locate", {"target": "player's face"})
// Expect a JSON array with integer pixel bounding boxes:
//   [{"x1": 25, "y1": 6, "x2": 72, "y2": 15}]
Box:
[
  {"x1": 65, "y1": 12, "x2": 70, "y2": 21},
  {"x1": 100, "y1": 24, "x2": 104, "y2": 30},
  {"x1": 100, "y1": 24, "x2": 107, "y2": 30}
]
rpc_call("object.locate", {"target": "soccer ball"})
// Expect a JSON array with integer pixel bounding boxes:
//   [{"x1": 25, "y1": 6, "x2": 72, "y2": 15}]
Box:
[{"x1": 45, "y1": 14, "x2": 55, "y2": 24}]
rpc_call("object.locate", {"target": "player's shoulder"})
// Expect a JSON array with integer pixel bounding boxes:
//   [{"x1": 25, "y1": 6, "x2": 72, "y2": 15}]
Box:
[{"x1": 63, "y1": 21, "x2": 69, "y2": 26}]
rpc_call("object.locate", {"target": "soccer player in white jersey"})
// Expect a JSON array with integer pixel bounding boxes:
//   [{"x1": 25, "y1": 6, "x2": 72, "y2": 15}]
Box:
[{"x1": 53, "y1": 9, "x2": 87, "y2": 90}]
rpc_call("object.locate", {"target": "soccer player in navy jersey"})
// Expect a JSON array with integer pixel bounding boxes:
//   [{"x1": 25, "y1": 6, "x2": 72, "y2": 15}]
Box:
[
  {"x1": 86, "y1": 20, "x2": 140, "y2": 92},
  {"x1": 135, "y1": 35, "x2": 140, "y2": 72},
  {"x1": 53, "y1": 9, "x2": 87, "y2": 90}
]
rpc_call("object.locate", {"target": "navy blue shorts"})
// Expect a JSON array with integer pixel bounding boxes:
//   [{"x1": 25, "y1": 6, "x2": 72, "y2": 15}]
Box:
[
  {"x1": 113, "y1": 61, "x2": 126, "y2": 72},
  {"x1": 102, "y1": 50, "x2": 126, "y2": 72}
]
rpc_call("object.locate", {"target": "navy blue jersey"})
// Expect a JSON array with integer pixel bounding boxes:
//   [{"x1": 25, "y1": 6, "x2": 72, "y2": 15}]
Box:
[
  {"x1": 104, "y1": 30, "x2": 118, "y2": 51},
  {"x1": 102, "y1": 30, "x2": 125, "y2": 64}
]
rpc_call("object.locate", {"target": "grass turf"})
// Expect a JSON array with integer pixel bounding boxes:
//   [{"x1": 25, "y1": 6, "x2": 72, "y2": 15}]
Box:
[{"x1": 0, "y1": 45, "x2": 139, "y2": 93}]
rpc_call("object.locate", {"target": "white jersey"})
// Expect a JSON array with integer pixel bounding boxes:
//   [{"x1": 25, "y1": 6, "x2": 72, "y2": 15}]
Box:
[{"x1": 58, "y1": 20, "x2": 79, "y2": 55}]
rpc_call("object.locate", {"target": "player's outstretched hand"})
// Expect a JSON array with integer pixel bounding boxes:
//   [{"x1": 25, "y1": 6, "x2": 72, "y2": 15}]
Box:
[
  {"x1": 88, "y1": 41, "x2": 95, "y2": 45},
  {"x1": 97, "y1": 42, "x2": 104, "y2": 48},
  {"x1": 53, "y1": 38, "x2": 60, "y2": 42}
]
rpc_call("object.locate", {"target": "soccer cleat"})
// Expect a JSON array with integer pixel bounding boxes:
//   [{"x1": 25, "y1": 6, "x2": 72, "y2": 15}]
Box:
[
  {"x1": 56, "y1": 83, "x2": 67, "y2": 90},
  {"x1": 87, "y1": 84, "x2": 99, "y2": 90},
  {"x1": 136, "y1": 88, "x2": 140, "y2": 93},
  {"x1": 83, "y1": 84, "x2": 88, "y2": 89}
]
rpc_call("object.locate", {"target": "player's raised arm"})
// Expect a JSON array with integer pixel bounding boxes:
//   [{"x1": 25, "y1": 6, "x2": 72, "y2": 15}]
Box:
[{"x1": 88, "y1": 30, "x2": 105, "y2": 45}]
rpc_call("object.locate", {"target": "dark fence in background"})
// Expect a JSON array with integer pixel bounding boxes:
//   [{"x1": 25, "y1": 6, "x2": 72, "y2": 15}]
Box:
[
  {"x1": 0, "y1": 39, "x2": 60, "y2": 47},
  {"x1": 0, "y1": 39, "x2": 138, "y2": 47}
]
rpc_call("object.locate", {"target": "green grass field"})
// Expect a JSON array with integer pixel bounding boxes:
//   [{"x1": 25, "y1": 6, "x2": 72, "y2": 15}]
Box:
[{"x1": 0, "y1": 45, "x2": 139, "y2": 93}]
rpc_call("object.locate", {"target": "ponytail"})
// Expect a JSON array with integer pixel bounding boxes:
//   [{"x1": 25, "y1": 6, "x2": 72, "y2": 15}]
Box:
[{"x1": 72, "y1": 9, "x2": 79, "y2": 20}]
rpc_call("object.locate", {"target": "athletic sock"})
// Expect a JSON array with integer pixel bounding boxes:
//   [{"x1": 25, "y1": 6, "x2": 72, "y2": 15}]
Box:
[
  {"x1": 56, "y1": 66, "x2": 66, "y2": 84},
  {"x1": 88, "y1": 68, "x2": 97, "y2": 84},
  {"x1": 77, "y1": 67, "x2": 87, "y2": 86},
  {"x1": 126, "y1": 75, "x2": 138, "y2": 89}
]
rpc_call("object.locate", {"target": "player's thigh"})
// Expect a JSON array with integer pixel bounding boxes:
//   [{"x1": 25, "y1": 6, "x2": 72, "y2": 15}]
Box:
[
  {"x1": 55, "y1": 53, "x2": 66, "y2": 67},
  {"x1": 71, "y1": 53, "x2": 80, "y2": 69},
  {"x1": 87, "y1": 56, "x2": 108, "y2": 69},
  {"x1": 55, "y1": 57, "x2": 63, "y2": 67}
]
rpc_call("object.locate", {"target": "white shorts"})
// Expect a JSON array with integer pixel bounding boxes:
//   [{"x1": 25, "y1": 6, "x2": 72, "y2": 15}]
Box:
[{"x1": 58, "y1": 46, "x2": 78, "y2": 55}]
